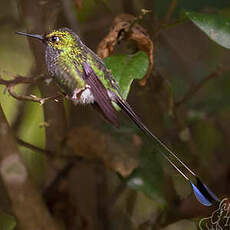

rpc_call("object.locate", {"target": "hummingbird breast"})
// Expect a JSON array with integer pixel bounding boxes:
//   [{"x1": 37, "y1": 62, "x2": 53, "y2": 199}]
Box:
[
  {"x1": 45, "y1": 46, "x2": 61, "y2": 77},
  {"x1": 45, "y1": 46, "x2": 88, "y2": 100}
]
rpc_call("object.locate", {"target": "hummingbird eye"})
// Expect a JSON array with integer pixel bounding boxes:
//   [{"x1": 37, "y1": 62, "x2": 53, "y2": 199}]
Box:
[{"x1": 50, "y1": 36, "x2": 60, "y2": 43}]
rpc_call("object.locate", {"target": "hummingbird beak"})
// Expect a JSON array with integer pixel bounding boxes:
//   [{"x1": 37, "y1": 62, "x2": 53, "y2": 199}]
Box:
[{"x1": 16, "y1": 32, "x2": 44, "y2": 41}]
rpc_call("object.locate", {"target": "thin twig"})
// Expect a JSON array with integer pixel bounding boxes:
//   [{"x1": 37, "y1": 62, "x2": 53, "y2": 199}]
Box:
[
  {"x1": 128, "y1": 9, "x2": 151, "y2": 31},
  {"x1": 8, "y1": 86, "x2": 63, "y2": 104},
  {"x1": 161, "y1": 0, "x2": 177, "y2": 25},
  {"x1": 154, "y1": 0, "x2": 177, "y2": 39},
  {"x1": 117, "y1": 9, "x2": 151, "y2": 43},
  {"x1": 16, "y1": 137, "x2": 81, "y2": 160},
  {"x1": 0, "y1": 74, "x2": 63, "y2": 104},
  {"x1": 16, "y1": 137, "x2": 54, "y2": 155},
  {"x1": 43, "y1": 162, "x2": 75, "y2": 197},
  {"x1": 175, "y1": 67, "x2": 229, "y2": 107}
]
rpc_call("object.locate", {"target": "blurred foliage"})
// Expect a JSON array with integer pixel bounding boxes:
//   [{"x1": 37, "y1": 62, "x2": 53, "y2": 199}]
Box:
[
  {"x1": 156, "y1": 0, "x2": 230, "y2": 18},
  {"x1": 0, "y1": 27, "x2": 34, "y2": 123},
  {"x1": 1, "y1": 0, "x2": 230, "y2": 229},
  {"x1": 76, "y1": 0, "x2": 97, "y2": 22},
  {"x1": 0, "y1": 212, "x2": 16, "y2": 230},
  {"x1": 195, "y1": 71, "x2": 230, "y2": 113}
]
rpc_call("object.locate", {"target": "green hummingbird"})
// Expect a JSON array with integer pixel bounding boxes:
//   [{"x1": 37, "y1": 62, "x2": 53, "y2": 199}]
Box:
[{"x1": 16, "y1": 28, "x2": 219, "y2": 206}]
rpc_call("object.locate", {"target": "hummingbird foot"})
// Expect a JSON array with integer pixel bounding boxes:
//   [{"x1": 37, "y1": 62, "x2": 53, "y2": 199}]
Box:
[{"x1": 71, "y1": 85, "x2": 94, "y2": 105}]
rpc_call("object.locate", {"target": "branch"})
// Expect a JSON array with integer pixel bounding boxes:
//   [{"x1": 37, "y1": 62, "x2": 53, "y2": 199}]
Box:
[
  {"x1": 175, "y1": 66, "x2": 229, "y2": 107},
  {"x1": 43, "y1": 162, "x2": 74, "y2": 197},
  {"x1": 16, "y1": 137, "x2": 81, "y2": 159},
  {"x1": 16, "y1": 137, "x2": 54, "y2": 155},
  {"x1": 0, "y1": 74, "x2": 63, "y2": 104},
  {"x1": 8, "y1": 86, "x2": 63, "y2": 104}
]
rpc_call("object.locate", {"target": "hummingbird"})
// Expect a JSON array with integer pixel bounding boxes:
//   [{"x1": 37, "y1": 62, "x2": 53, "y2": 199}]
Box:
[{"x1": 16, "y1": 28, "x2": 219, "y2": 206}]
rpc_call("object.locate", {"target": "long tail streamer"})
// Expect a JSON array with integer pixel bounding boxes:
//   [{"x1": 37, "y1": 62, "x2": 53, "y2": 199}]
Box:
[{"x1": 115, "y1": 96, "x2": 220, "y2": 206}]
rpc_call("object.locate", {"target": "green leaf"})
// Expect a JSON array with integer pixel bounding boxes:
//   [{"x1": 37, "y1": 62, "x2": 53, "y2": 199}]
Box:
[
  {"x1": 186, "y1": 11, "x2": 230, "y2": 49},
  {"x1": 0, "y1": 212, "x2": 16, "y2": 230},
  {"x1": 104, "y1": 51, "x2": 149, "y2": 99}
]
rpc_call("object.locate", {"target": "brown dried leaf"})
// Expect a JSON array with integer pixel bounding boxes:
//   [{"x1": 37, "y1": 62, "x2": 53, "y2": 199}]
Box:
[
  {"x1": 97, "y1": 13, "x2": 154, "y2": 86},
  {"x1": 66, "y1": 126, "x2": 140, "y2": 177}
]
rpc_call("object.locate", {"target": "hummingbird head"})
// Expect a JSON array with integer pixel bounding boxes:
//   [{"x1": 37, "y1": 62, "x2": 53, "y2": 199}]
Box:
[{"x1": 16, "y1": 28, "x2": 80, "y2": 51}]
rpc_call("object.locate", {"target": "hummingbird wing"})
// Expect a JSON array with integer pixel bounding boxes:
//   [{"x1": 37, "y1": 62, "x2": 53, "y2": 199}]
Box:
[
  {"x1": 81, "y1": 42, "x2": 120, "y2": 92},
  {"x1": 82, "y1": 62, "x2": 119, "y2": 127}
]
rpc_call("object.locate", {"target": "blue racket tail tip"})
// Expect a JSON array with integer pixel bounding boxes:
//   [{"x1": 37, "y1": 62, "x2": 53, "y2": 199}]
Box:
[{"x1": 190, "y1": 177, "x2": 219, "y2": 206}]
